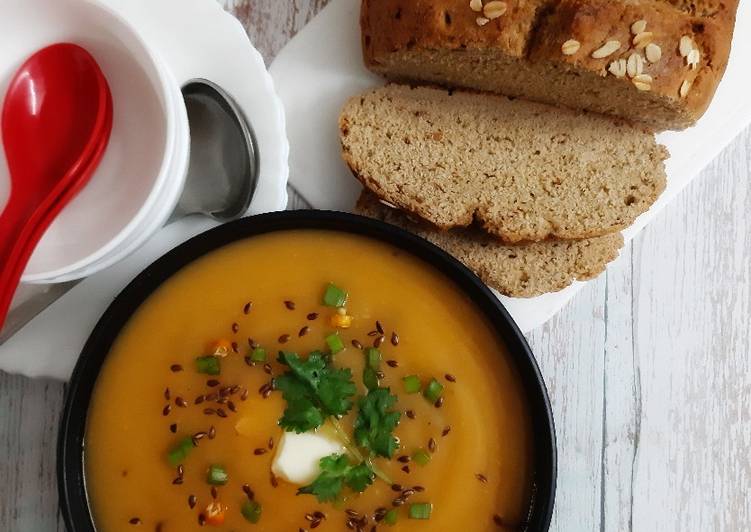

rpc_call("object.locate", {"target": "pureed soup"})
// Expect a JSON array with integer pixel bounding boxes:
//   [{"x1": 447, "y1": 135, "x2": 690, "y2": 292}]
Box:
[{"x1": 85, "y1": 230, "x2": 535, "y2": 531}]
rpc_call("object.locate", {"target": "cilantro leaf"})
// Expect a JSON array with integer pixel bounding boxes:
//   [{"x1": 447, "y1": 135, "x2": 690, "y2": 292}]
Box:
[
  {"x1": 353, "y1": 388, "x2": 401, "y2": 458},
  {"x1": 274, "y1": 351, "x2": 357, "y2": 433},
  {"x1": 297, "y1": 454, "x2": 374, "y2": 502}
]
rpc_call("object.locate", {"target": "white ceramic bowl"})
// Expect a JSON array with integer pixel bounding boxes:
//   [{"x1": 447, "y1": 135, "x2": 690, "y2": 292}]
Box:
[
  {"x1": 46, "y1": 71, "x2": 191, "y2": 283},
  {"x1": 0, "y1": 0, "x2": 189, "y2": 282}
]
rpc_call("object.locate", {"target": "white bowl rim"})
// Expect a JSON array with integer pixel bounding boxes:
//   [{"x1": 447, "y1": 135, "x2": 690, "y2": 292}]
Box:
[{"x1": 34, "y1": 78, "x2": 190, "y2": 283}]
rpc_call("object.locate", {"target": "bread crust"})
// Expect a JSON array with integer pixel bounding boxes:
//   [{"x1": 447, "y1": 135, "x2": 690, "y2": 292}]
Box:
[
  {"x1": 354, "y1": 190, "x2": 624, "y2": 298},
  {"x1": 361, "y1": 0, "x2": 738, "y2": 130}
]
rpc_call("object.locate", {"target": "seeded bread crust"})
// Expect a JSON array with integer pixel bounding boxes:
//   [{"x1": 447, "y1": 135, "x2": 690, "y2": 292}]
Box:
[
  {"x1": 340, "y1": 84, "x2": 668, "y2": 243},
  {"x1": 355, "y1": 191, "x2": 623, "y2": 298},
  {"x1": 361, "y1": 0, "x2": 737, "y2": 130}
]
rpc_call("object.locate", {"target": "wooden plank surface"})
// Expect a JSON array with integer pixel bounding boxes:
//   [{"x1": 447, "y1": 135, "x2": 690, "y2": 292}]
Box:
[{"x1": 1, "y1": 1, "x2": 750, "y2": 530}]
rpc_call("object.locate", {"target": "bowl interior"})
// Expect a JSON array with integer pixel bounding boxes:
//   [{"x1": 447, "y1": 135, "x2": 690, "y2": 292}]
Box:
[
  {"x1": 0, "y1": 0, "x2": 175, "y2": 279},
  {"x1": 58, "y1": 211, "x2": 556, "y2": 531}
]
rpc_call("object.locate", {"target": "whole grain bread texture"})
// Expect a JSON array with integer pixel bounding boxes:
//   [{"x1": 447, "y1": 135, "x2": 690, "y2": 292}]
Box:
[
  {"x1": 361, "y1": 0, "x2": 738, "y2": 131},
  {"x1": 340, "y1": 84, "x2": 668, "y2": 243},
  {"x1": 355, "y1": 191, "x2": 623, "y2": 298}
]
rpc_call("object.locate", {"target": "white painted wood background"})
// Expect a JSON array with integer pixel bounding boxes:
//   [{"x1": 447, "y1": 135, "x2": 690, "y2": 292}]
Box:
[{"x1": 1, "y1": 1, "x2": 749, "y2": 530}]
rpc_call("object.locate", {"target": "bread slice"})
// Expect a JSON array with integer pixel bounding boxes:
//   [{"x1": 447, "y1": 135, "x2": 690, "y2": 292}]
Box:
[
  {"x1": 340, "y1": 84, "x2": 668, "y2": 243},
  {"x1": 361, "y1": 0, "x2": 738, "y2": 131},
  {"x1": 355, "y1": 191, "x2": 623, "y2": 298}
]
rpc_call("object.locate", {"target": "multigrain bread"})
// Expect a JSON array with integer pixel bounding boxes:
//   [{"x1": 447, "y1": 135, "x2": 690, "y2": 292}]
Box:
[
  {"x1": 361, "y1": 0, "x2": 738, "y2": 131},
  {"x1": 340, "y1": 84, "x2": 668, "y2": 243},
  {"x1": 355, "y1": 191, "x2": 623, "y2": 297}
]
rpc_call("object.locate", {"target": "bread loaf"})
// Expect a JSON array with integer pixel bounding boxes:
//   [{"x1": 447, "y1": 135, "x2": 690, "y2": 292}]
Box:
[
  {"x1": 340, "y1": 84, "x2": 668, "y2": 243},
  {"x1": 361, "y1": 0, "x2": 737, "y2": 131},
  {"x1": 355, "y1": 191, "x2": 623, "y2": 297}
]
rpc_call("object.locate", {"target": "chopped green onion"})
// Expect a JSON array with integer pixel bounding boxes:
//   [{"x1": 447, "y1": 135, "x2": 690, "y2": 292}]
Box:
[
  {"x1": 207, "y1": 464, "x2": 229, "y2": 485},
  {"x1": 363, "y1": 366, "x2": 379, "y2": 391},
  {"x1": 384, "y1": 509, "x2": 398, "y2": 525},
  {"x1": 167, "y1": 437, "x2": 194, "y2": 467},
  {"x1": 326, "y1": 333, "x2": 345, "y2": 354},
  {"x1": 195, "y1": 355, "x2": 220, "y2": 375},
  {"x1": 423, "y1": 378, "x2": 444, "y2": 403},
  {"x1": 323, "y1": 283, "x2": 348, "y2": 308},
  {"x1": 366, "y1": 348, "x2": 381, "y2": 370},
  {"x1": 402, "y1": 375, "x2": 422, "y2": 394},
  {"x1": 241, "y1": 500, "x2": 262, "y2": 523},
  {"x1": 409, "y1": 503, "x2": 432, "y2": 520},
  {"x1": 249, "y1": 347, "x2": 267, "y2": 363},
  {"x1": 412, "y1": 449, "x2": 431, "y2": 467}
]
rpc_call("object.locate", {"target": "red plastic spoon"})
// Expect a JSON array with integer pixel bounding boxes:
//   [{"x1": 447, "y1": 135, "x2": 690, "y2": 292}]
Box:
[{"x1": 0, "y1": 43, "x2": 112, "y2": 327}]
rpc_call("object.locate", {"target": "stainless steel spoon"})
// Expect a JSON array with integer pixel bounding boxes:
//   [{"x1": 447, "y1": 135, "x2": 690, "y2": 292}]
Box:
[{"x1": 173, "y1": 78, "x2": 259, "y2": 220}]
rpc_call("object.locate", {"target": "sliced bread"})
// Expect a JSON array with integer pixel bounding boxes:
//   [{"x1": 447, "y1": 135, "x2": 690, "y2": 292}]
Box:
[
  {"x1": 355, "y1": 191, "x2": 623, "y2": 298},
  {"x1": 361, "y1": 0, "x2": 738, "y2": 131},
  {"x1": 340, "y1": 84, "x2": 668, "y2": 243}
]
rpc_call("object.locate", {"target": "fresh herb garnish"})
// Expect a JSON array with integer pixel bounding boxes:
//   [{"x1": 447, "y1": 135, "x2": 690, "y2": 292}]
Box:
[
  {"x1": 409, "y1": 502, "x2": 433, "y2": 520},
  {"x1": 323, "y1": 283, "x2": 348, "y2": 307},
  {"x1": 423, "y1": 378, "x2": 444, "y2": 403},
  {"x1": 241, "y1": 500, "x2": 262, "y2": 523},
  {"x1": 195, "y1": 355, "x2": 220, "y2": 375},
  {"x1": 167, "y1": 436, "x2": 194, "y2": 467},
  {"x1": 353, "y1": 388, "x2": 401, "y2": 458},
  {"x1": 273, "y1": 351, "x2": 357, "y2": 433},
  {"x1": 297, "y1": 454, "x2": 374, "y2": 502},
  {"x1": 207, "y1": 464, "x2": 229, "y2": 485}
]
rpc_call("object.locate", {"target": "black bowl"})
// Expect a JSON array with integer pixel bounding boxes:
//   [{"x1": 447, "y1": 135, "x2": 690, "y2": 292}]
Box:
[{"x1": 58, "y1": 210, "x2": 556, "y2": 531}]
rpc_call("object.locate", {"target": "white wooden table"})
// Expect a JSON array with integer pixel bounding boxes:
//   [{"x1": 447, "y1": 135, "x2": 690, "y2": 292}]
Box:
[{"x1": 1, "y1": 1, "x2": 749, "y2": 530}]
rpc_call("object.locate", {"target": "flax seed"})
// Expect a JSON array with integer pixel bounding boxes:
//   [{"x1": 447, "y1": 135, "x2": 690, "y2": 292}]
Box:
[
  {"x1": 386, "y1": 360, "x2": 398, "y2": 368},
  {"x1": 194, "y1": 395, "x2": 205, "y2": 405},
  {"x1": 435, "y1": 396, "x2": 444, "y2": 408},
  {"x1": 402, "y1": 465, "x2": 410, "y2": 473},
  {"x1": 398, "y1": 455, "x2": 410, "y2": 463},
  {"x1": 268, "y1": 437, "x2": 274, "y2": 450},
  {"x1": 232, "y1": 322, "x2": 240, "y2": 333},
  {"x1": 207, "y1": 379, "x2": 220, "y2": 387},
  {"x1": 243, "y1": 484, "x2": 254, "y2": 499},
  {"x1": 188, "y1": 495, "x2": 197, "y2": 509},
  {"x1": 198, "y1": 513, "x2": 206, "y2": 526},
  {"x1": 391, "y1": 332, "x2": 399, "y2": 346},
  {"x1": 162, "y1": 404, "x2": 171, "y2": 416},
  {"x1": 307, "y1": 312, "x2": 318, "y2": 321},
  {"x1": 352, "y1": 339, "x2": 363, "y2": 349},
  {"x1": 476, "y1": 473, "x2": 488, "y2": 483},
  {"x1": 208, "y1": 426, "x2": 216, "y2": 439},
  {"x1": 169, "y1": 423, "x2": 177, "y2": 433},
  {"x1": 254, "y1": 448, "x2": 267, "y2": 455},
  {"x1": 240, "y1": 388, "x2": 249, "y2": 401},
  {"x1": 203, "y1": 408, "x2": 216, "y2": 416},
  {"x1": 175, "y1": 397, "x2": 188, "y2": 408},
  {"x1": 243, "y1": 302, "x2": 252, "y2": 314},
  {"x1": 284, "y1": 300, "x2": 296, "y2": 310},
  {"x1": 129, "y1": 517, "x2": 142, "y2": 525},
  {"x1": 406, "y1": 409, "x2": 415, "y2": 419},
  {"x1": 445, "y1": 373, "x2": 456, "y2": 382},
  {"x1": 270, "y1": 472, "x2": 279, "y2": 487},
  {"x1": 170, "y1": 364, "x2": 183, "y2": 372},
  {"x1": 227, "y1": 401, "x2": 237, "y2": 413},
  {"x1": 211, "y1": 486, "x2": 218, "y2": 499},
  {"x1": 428, "y1": 438, "x2": 437, "y2": 453},
  {"x1": 216, "y1": 408, "x2": 227, "y2": 418},
  {"x1": 278, "y1": 334, "x2": 291, "y2": 344},
  {"x1": 442, "y1": 426, "x2": 451, "y2": 436},
  {"x1": 299, "y1": 326, "x2": 310, "y2": 337},
  {"x1": 164, "y1": 388, "x2": 170, "y2": 400}
]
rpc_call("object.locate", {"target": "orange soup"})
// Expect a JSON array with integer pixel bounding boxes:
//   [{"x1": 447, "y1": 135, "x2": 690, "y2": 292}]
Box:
[{"x1": 85, "y1": 230, "x2": 534, "y2": 531}]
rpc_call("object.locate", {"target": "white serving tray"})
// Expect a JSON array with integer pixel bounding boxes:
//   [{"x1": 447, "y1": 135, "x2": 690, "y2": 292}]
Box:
[{"x1": 270, "y1": 0, "x2": 751, "y2": 333}]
